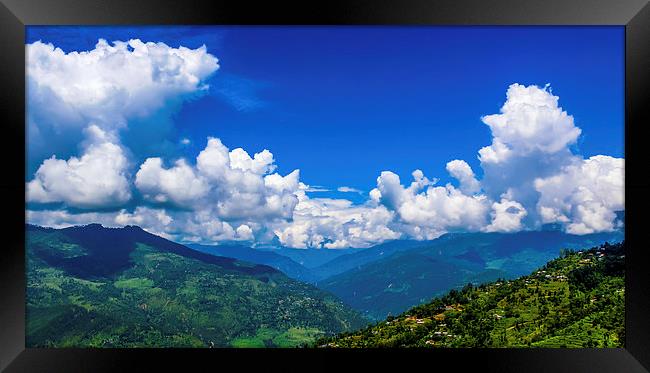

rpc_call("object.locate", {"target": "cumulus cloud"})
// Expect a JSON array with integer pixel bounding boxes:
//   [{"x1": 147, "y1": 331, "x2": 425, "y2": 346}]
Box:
[
  {"x1": 135, "y1": 158, "x2": 210, "y2": 207},
  {"x1": 26, "y1": 39, "x2": 220, "y2": 173},
  {"x1": 115, "y1": 207, "x2": 263, "y2": 243},
  {"x1": 273, "y1": 189, "x2": 400, "y2": 249},
  {"x1": 27, "y1": 81, "x2": 624, "y2": 247},
  {"x1": 27, "y1": 206, "x2": 253, "y2": 244},
  {"x1": 135, "y1": 137, "x2": 301, "y2": 223},
  {"x1": 27, "y1": 39, "x2": 219, "y2": 129},
  {"x1": 115, "y1": 206, "x2": 173, "y2": 228},
  {"x1": 479, "y1": 83, "x2": 582, "y2": 163},
  {"x1": 229, "y1": 148, "x2": 276, "y2": 174},
  {"x1": 446, "y1": 160, "x2": 481, "y2": 194},
  {"x1": 362, "y1": 83, "x2": 623, "y2": 239},
  {"x1": 370, "y1": 169, "x2": 489, "y2": 239},
  {"x1": 475, "y1": 83, "x2": 624, "y2": 234},
  {"x1": 27, "y1": 209, "x2": 117, "y2": 229},
  {"x1": 26, "y1": 125, "x2": 131, "y2": 209},
  {"x1": 478, "y1": 84, "x2": 582, "y2": 204},
  {"x1": 236, "y1": 224, "x2": 255, "y2": 241},
  {"x1": 534, "y1": 155, "x2": 624, "y2": 234},
  {"x1": 118, "y1": 208, "x2": 259, "y2": 243},
  {"x1": 483, "y1": 197, "x2": 528, "y2": 233}
]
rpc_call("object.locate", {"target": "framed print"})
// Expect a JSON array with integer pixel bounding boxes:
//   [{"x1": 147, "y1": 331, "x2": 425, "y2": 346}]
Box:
[{"x1": 1, "y1": 0, "x2": 649, "y2": 371}]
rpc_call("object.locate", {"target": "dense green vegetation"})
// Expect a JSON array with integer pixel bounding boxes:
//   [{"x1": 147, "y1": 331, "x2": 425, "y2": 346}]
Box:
[
  {"x1": 317, "y1": 230, "x2": 623, "y2": 320},
  {"x1": 26, "y1": 224, "x2": 366, "y2": 348},
  {"x1": 189, "y1": 243, "x2": 316, "y2": 283},
  {"x1": 316, "y1": 241, "x2": 625, "y2": 348}
]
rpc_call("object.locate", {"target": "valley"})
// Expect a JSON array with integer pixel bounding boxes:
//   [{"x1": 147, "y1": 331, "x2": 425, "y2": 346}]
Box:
[
  {"x1": 26, "y1": 223, "x2": 624, "y2": 347},
  {"x1": 26, "y1": 224, "x2": 366, "y2": 347}
]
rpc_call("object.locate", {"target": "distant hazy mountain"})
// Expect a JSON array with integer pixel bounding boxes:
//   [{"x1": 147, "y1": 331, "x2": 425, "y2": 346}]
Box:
[
  {"x1": 309, "y1": 240, "x2": 433, "y2": 281},
  {"x1": 188, "y1": 243, "x2": 316, "y2": 283},
  {"x1": 26, "y1": 224, "x2": 366, "y2": 347},
  {"x1": 186, "y1": 240, "x2": 430, "y2": 283},
  {"x1": 317, "y1": 229, "x2": 624, "y2": 320},
  {"x1": 256, "y1": 246, "x2": 364, "y2": 269}
]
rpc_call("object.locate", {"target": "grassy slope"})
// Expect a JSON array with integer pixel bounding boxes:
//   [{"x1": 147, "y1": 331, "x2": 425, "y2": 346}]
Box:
[
  {"x1": 316, "y1": 241, "x2": 625, "y2": 348},
  {"x1": 26, "y1": 225, "x2": 366, "y2": 348},
  {"x1": 317, "y1": 230, "x2": 623, "y2": 321}
]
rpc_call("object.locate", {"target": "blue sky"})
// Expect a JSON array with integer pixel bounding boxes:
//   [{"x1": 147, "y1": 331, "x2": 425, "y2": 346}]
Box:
[
  {"x1": 26, "y1": 26, "x2": 624, "y2": 200},
  {"x1": 25, "y1": 26, "x2": 625, "y2": 247}
]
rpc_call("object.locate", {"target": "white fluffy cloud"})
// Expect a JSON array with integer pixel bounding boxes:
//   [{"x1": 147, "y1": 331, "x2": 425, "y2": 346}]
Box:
[
  {"x1": 475, "y1": 84, "x2": 624, "y2": 234},
  {"x1": 135, "y1": 137, "x2": 301, "y2": 223},
  {"x1": 27, "y1": 206, "x2": 254, "y2": 244},
  {"x1": 25, "y1": 39, "x2": 278, "y2": 245},
  {"x1": 478, "y1": 84, "x2": 583, "y2": 208},
  {"x1": 273, "y1": 188, "x2": 400, "y2": 249},
  {"x1": 370, "y1": 169, "x2": 489, "y2": 239},
  {"x1": 27, "y1": 209, "x2": 117, "y2": 229},
  {"x1": 135, "y1": 158, "x2": 210, "y2": 207},
  {"x1": 534, "y1": 155, "x2": 624, "y2": 234},
  {"x1": 229, "y1": 148, "x2": 277, "y2": 174},
  {"x1": 362, "y1": 83, "x2": 623, "y2": 239},
  {"x1": 483, "y1": 197, "x2": 528, "y2": 233},
  {"x1": 479, "y1": 83, "x2": 581, "y2": 163},
  {"x1": 26, "y1": 39, "x2": 220, "y2": 174},
  {"x1": 26, "y1": 37, "x2": 222, "y2": 223},
  {"x1": 446, "y1": 160, "x2": 481, "y2": 194},
  {"x1": 27, "y1": 80, "x2": 625, "y2": 247},
  {"x1": 115, "y1": 207, "x2": 260, "y2": 243},
  {"x1": 26, "y1": 125, "x2": 131, "y2": 209},
  {"x1": 27, "y1": 39, "x2": 219, "y2": 130},
  {"x1": 115, "y1": 206, "x2": 173, "y2": 228}
]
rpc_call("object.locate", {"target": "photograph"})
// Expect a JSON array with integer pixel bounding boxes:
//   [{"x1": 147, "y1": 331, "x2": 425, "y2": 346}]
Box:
[{"x1": 24, "y1": 25, "x2": 626, "y2": 349}]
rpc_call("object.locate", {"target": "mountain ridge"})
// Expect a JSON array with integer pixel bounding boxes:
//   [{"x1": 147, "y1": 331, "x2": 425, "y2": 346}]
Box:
[
  {"x1": 188, "y1": 243, "x2": 316, "y2": 283},
  {"x1": 317, "y1": 241, "x2": 625, "y2": 348},
  {"x1": 27, "y1": 223, "x2": 624, "y2": 324},
  {"x1": 26, "y1": 223, "x2": 367, "y2": 347},
  {"x1": 317, "y1": 229, "x2": 624, "y2": 320}
]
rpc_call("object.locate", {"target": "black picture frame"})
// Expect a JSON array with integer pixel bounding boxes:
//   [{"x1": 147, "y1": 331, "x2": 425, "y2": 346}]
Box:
[{"x1": 1, "y1": 0, "x2": 648, "y2": 371}]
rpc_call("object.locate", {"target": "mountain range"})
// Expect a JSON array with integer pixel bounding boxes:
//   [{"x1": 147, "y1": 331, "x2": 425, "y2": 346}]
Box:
[
  {"x1": 188, "y1": 243, "x2": 317, "y2": 283},
  {"x1": 26, "y1": 224, "x2": 366, "y2": 347},
  {"x1": 189, "y1": 228, "x2": 622, "y2": 320},
  {"x1": 26, "y1": 222, "x2": 624, "y2": 346}
]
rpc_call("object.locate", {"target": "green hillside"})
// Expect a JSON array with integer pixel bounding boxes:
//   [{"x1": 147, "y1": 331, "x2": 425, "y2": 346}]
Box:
[
  {"x1": 26, "y1": 224, "x2": 367, "y2": 348},
  {"x1": 317, "y1": 230, "x2": 623, "y2": 320},
  {"x1": 316, "y1": 241, "x2": 625, "y2": 348}
]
